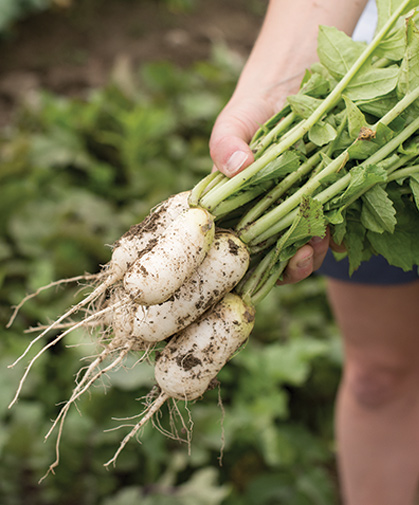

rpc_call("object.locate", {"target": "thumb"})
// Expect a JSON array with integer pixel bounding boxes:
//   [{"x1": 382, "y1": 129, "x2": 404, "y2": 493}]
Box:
[{"x1": 209, "y1": 108, "x2": 256, "y2": 178}]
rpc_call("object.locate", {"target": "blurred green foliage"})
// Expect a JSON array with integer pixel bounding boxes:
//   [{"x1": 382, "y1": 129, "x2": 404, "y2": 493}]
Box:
[{"x1": 0, "y1": 40, "x2": 342, "y2": 505}]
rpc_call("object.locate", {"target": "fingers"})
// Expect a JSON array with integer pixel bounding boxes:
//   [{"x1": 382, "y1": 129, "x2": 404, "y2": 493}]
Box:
[
  {"x1": 209, "y1": 114, "x2": 254, "y2": 177},
  {"x1": 277, "y1": 229, "x2": 331, "y2": 285},
  {"x1": 209, "y1": 98, "x2": 274, "y2": 177}
]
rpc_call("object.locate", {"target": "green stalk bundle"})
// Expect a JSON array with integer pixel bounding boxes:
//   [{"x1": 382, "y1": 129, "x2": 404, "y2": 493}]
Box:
[{"x1": 191, "y1": 0, "x2": 419, "y2": 303}]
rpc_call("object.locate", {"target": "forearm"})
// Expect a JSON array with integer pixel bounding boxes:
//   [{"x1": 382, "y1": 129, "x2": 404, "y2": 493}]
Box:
[{"x1": 232, "y1": 0, "x2": 369, "y2": 104}]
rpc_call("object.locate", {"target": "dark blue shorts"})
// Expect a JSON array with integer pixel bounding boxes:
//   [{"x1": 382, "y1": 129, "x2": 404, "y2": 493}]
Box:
[{"x1": 318, "y1": 250, "x2": 419, "y2": 285}]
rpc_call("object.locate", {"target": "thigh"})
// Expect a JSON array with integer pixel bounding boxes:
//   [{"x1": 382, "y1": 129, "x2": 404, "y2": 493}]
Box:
[{"x1": 326, "y1": 278, "x2": 419, "y2": 370}]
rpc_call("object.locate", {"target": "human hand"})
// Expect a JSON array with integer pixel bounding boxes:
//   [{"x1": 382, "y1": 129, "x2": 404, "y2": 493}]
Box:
[
  {"x1": 209, "y1": 94, "x2": 334, "y2": 284},
  {"x1": 209, "y1": 94, "x2": 276, "y2": 177}
]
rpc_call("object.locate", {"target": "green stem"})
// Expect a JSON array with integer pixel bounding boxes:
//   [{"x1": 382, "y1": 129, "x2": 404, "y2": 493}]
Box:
[
  {"x1": 315, "y1": 154, "x2": 416, "y2": 210},
  {"x1": 387, "y1": 163, "x2": 419, "y2": 181},
  {"x1": 249, "y1": 105, "x2": 293, "y2": 147},
  {"x1": 246, "y1": 115, "x2": 419, "y2": 246},
  {"x1": 372, "y1": 84, "x2": 419, "y2": 129},
  {"x1": 211, "y1": 185, "x2": 267, "y2": 218},
  {"x1": 240, "y1": 150, "x2": 349, "y2": 244},
  {"x1": 249, "y1": 260, "x2": 288, "y2": 305},
  {"x1": 189, "y1": 171, "x2": 223, "y2": 207},
  {"x1": 243, "y1": 84, "x2": 419, "y2": 245},
  {"x1": 236, "y1": 150, "x2": 324, "y2": 230},
  {"x1": 239, "y1": 115, "x2": 348, "y2": 232},
  {"x1": 238, "y1": 250, "x2": 276, "y2": 300},
  {"x1": 252, "y1": 112, "x2": 297, "y2": 156},
  {"x1": 316, "y1": 124, "x2": 419, "y2": 208}
]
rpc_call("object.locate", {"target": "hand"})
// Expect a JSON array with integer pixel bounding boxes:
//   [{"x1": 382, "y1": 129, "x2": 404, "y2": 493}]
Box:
[
  {"x1": 209, "y1": 94, "x2": 278, "y2": 177},
  {"x1": 209, "y1": 94, "x2": 339, "y2": 285},
  {"x1": 277, "y1": 232, "x2": 331, "y2": 285}
]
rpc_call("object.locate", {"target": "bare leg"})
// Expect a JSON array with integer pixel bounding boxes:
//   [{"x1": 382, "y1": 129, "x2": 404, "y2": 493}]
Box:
[{"x1": 327, "y1": 278, "x2": 419, "y2": 505}]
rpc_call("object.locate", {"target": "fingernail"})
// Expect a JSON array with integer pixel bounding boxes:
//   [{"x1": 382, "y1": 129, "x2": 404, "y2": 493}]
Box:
[{"x1": 225, "y1": 151, "x2": 249, "y2": 176}]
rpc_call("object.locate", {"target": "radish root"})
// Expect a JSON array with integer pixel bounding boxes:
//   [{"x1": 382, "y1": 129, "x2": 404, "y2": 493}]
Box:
[
  {"x1": 6, "y1": 272, "x2": 101, "y2": 329},
  {"x1": 104, "y1": 391, "x2": 169, "y2": 468},
  {"x1": 40, "y1": 344, "x2": 134, "y2": 482},
  {"x1": 8, "y1": 297, "x2": 129, "y2": 408}
]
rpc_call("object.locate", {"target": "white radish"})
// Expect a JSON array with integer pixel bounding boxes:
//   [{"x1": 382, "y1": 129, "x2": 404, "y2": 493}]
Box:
[
  {"x1": 123, "y1": 207, "x2": 215, "y2": 305},
  {"x1": 7, "y1": 191, "x2": 190, "y2": 371},
  {"x1": 110, "y1": 287, "x2": 148, "y2": 351},
  {"x1": 110, "y1": 191, "x2": 191, "y2": 278},
  {"x1": 105, "y1": 292, "x2": 255, "y2": 467},
  {"x1": 154, "y1": 292, "x2": 255, "y2": 400},
  {"x1": 132, "y1": 231, "x2": 250, "y2": 342}
]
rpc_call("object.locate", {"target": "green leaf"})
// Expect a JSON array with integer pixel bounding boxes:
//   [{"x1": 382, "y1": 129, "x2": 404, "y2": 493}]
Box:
[
  {"x1": 326, "y1": 207, "x2": 345, "y2": 226},
  {"x1": 342, "y1": 95, "x2": 366, "y2": 140},
  {"x1": 317, "y1": 25, "x2": 366, "y2": 80},
  {"x1": 361, "y1": 185, "x2": 397, "y2": 233},
  {"x1": 245, "y1": 151, "x2": 301, "y2": 187},
  {"x1": 367, "y1": 187, "x2": 419, "y2": 270},
  {"x1": 356, "y1": 92, "x2": 399, "y2": 119},
  {"x1": 300, "y1": 71, "x2": 330, "y2": 98},
  {"x1": 347, "y1": 122, "x2": 395, "y2": 160},
  {"x1": 397, "y1": 16, "x2": 419, "y2": 96},
  {"x1": 287, "y1": 94, "x2": 323, "y2": 119},
  {"x1": 330, "y1": 164, "x2": 388, "y2": 210},
  {"x1": 376, "y1": 0, "x2": 419, "y2": 32},
  {"x1": 345, "y1": 66, "x2": 399, "y2": 101},
  {"x1": 329, "y1": 212, "x2": 347, "y2": 245},
  {"x1": 308, "y1": 120, "x2": 337, "y2": 146},
  {"x1": 409, "y1": 173, "x2": 419, "y2": 208},
  {"x1": 30, "y1": 129, "x2": 91, "y2": 168},
  {"x1": 265, "y1": 339, "x2": 329, "y2": 386},
  {"x1": 277, "y1": 196, "x2": 326, "y2": 262},
  {"x1": 375, "y1": 20, "x2": 406, "y2": 60},
  {"x1": 345, "y1": 219, "x2": 367, "y2": 274}
]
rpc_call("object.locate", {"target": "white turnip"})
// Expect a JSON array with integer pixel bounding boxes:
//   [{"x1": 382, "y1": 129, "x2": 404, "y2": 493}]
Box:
[
  {"x1": 105, "y1": 292, "x2": 255, "y2": 467},
  {"x1": 131, "y1": 231, "x2": 250, "y2": 342},
  {"x1": 123, "y1": 206, "x2": 215, "y2": 305}
]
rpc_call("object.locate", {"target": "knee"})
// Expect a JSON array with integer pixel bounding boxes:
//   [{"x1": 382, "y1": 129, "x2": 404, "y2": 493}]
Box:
[{"x1": 343, "y1": 361, "x2": 415, "y2": 410}]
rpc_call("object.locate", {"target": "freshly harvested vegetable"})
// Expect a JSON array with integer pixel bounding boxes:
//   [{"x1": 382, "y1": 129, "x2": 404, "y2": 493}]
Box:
[
  {"x1": 110, "y1": 190, "x2": 191, "y2": 278},
  {"x1": 123, "y1": 206, "x2": 215, "y2": 304},
  {"x1": 6, "y1": 191, "x2": 191, "y2": 365},
  {"x1": 105, "y1": 292, "x2": 255, "y2": 467},
  {"x1": 154, "y1": 292, "x2": 255, "y2": 400},
  {"x1": 132, "y1": 230, "x2": 250, "y2": 342},
  {"x1": 8, "y1": 0, "x2": 419, "y2": 475}
]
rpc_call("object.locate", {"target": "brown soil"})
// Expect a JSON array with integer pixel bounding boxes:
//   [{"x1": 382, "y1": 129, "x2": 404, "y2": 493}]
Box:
[{"x1": 0, "y1": 0, "x2": 266, "y2": 127}]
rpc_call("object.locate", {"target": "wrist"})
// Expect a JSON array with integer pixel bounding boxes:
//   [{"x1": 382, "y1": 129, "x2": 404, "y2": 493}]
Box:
[{"x1": 230, "y1": 0, "x2": 368, "y2": 108}]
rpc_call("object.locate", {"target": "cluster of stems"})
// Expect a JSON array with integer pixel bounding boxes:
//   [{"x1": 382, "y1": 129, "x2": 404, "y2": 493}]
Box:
[{"x1": 189, "y1": 0, "x2": 419, "y2": 304}]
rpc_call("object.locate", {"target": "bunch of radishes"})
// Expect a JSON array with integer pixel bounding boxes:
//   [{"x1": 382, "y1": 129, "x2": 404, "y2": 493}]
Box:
[
  {"x1": 9, "y1": 0, "x2": 419, "y2": 476},
  {"x1": 8, "y1": 190, "x2": 256, "y2": 475}
]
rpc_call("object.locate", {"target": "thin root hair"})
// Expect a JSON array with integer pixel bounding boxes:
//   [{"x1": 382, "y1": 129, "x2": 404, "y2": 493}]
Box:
[
  {"x1": 6, "y1": 272, "x2": 102, "y2": 329},
  {"x1": 8, "y1": 275, "x2": 128, "y2": 371},
  {"x1": 8, "y1": 298, "x2": 128, "y2": 409},
  {"x1": 40, "y1": 345, "x2": 133, "y2": 482},
  {"x1": 104, "y1": 392, "x2": 168, "y2": 468}
]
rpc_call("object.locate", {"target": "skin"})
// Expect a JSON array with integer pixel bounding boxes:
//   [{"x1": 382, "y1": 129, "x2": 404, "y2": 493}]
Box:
[{"x1": 209, "y1": 1, "x2": 419, "y2": 504}]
